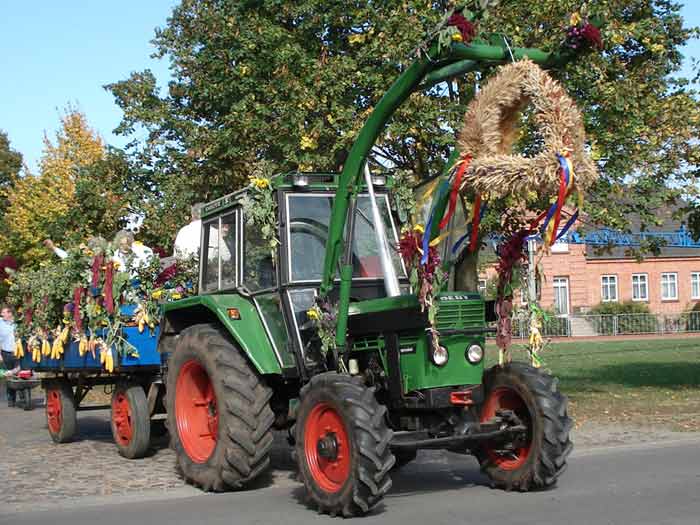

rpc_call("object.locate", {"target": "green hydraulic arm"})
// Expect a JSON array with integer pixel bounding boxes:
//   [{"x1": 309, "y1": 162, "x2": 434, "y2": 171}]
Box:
[{"x1": 318, "y1": 14, "x2": 597, "y2": 352}]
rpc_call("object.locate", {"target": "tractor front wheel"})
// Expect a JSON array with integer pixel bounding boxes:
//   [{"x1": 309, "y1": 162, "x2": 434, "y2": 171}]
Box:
[
  {"x1": 476, "y1": 362, "x2": 573, "y2": 491},
  {"x1": 295, "y1": 373, "x2": 394, "y2": 517},
  {"x1": 166, "y1": 324, "x2": 274, "y2": 491}
]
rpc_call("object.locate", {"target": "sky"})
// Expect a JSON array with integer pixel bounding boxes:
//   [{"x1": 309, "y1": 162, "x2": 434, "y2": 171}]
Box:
[{"x1": 1, "y1": 1, "x2": 700, "y2": 173}]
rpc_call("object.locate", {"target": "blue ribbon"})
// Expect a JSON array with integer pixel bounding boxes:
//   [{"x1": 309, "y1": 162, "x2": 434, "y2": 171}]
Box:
[
  {"x1": 450, "y1": 204, "x2": 488, "y2": 255},
  {"x1": 556, "y1": 210, "x2": 579, "y2": 241}
]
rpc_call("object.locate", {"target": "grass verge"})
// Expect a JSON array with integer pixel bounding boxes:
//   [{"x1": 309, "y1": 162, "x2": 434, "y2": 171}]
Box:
[{"x1": 488, "y1": 337, "x2": 700, "y2": 431}]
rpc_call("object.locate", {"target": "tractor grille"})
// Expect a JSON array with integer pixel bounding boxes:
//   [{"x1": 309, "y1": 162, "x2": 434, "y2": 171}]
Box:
[{"x1": 436, "y1": 299, "x2": 484, "y2": 331}]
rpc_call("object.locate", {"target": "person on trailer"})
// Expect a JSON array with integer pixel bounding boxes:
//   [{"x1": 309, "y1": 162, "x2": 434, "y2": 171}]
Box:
[
  {"x1": 0, "y1": 305, "x2": 18, "y2": 407},
  {"x1": 173, "y1": 202, "x2": 204, "y2": 258},
  {"x1": 112, "y1": 230, "x2": 155, "y2": 273}
]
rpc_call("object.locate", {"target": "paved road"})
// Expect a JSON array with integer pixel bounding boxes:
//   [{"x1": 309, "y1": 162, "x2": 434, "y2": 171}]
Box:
[{"x1": 4, "y1": 438, "x2": 699, "y2": 525}]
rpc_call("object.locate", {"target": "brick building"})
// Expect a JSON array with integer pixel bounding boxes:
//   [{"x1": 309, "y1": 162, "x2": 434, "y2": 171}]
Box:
[{"x1": 477, "y1": 213, "x2": 700, "y2": 316}]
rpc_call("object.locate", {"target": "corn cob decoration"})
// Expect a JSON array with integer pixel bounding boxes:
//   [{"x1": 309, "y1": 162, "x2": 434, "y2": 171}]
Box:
[
  {"x1": 14, "y1": 339, "x2": 24, "y2": 358},
  {"x1": 99, "y1": 344, "x2": 114, "y2": 373},
  {"x1": 78, "y1": 336, "x2": 88, "y2": 356},
  {"x1": 41, "y1": 338, "x2": 51, "y2": 357}
]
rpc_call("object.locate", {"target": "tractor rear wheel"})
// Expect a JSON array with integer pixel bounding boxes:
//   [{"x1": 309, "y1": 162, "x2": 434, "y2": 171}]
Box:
[
  {"x1": 111, "y1": 384, "x2": 151, "y2": 459},
  {"x1": 295, "y1": 373, "x2": 394, "y2": 517},
  {"x1": 45, "y1": 381, "x2": 77, "y2": 443},
  {"x1": 476, "y1": 362, "x2": 573, "y2": 491},
  {"x1": 166, "y1": 324, "x2": 274, "y2": 491}
]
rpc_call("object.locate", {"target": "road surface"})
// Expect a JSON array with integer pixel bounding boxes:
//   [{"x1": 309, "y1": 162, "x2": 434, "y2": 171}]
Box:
[{"x1": 3, "y1": 438, "x2": 699, "y2": 525}]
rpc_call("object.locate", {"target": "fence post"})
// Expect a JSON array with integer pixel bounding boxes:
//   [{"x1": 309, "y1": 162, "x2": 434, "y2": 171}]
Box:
[{"x1": 613, "y1": 315, "x2": 618, "y2": 336}]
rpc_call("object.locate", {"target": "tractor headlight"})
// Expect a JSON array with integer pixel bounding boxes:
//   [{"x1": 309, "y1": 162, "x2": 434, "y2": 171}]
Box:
[
  {"x1": 466, "y1": 344, "x2": 484, "y2": 364},
  {"x1": 431, "y1": 345, "x2": 449, "y2": 367}
]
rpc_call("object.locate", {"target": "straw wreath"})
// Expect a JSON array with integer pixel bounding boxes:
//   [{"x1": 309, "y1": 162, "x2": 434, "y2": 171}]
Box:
[{"x1": 458, "y1": 59, "x2": 597, "y2": 199}]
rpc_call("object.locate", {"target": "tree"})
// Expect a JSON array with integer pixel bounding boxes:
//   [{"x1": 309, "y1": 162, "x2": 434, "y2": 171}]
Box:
[
  {"x1": 0, "y1": 110, "x2": 133, "y2": 265},
  {"x1": 0, "y1": 130, "x2": 23, "y2": 216},
  {"x1": 107, "y1": 1, "x2": 699, "y2": 281}
]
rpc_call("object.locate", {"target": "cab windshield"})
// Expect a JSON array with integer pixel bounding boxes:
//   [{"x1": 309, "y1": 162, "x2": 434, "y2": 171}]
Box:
[{"x1": 286, "y1": 193, "x2": 405, "y2": 282}]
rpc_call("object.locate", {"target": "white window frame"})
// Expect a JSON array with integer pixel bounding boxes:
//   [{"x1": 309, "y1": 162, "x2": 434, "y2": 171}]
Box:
[
  {"x1": 692, "y1": 272, "x2": 700, "y2": 300},
  {"x1": 661, "y1": 272, "x2": 678, "y2": 301},
  {"x1": 478, "y1": 279, "x2": 487, "y2": 295},
  {"x1": 553, "y1": 276, "x2": 570, "y2": 316},
  {"x1": 631, "y1": 273, "x2": 648, "y2": 302},
  {"x1": 601, "y1": 275, "x2": 618, "y2": 303}
]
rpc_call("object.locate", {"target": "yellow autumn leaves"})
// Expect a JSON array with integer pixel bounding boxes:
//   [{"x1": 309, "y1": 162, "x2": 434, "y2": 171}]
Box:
[{"x1": 0, "y1": 110, "x2": 105, "y2": 263}]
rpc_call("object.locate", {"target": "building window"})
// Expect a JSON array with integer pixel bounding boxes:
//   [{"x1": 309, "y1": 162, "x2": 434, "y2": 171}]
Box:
[
  {"x1": 478, "y1": 279, "x2": 487, "y2": 295},
  {"x1": 692, "y1": 273, "x2": 700, "y2": 300},
  {"x1": 632, "y1": 274, "x2": 648, "y2": 301},
  {"x1": 601, "y1": 275, "x2": 618, "y2": 302},
  {"x1": 553, "y1": 277, "x2": 570, "y2": 316},
  {"x1": 661, "y1": 272, "x2": 678, "y2": 300}
]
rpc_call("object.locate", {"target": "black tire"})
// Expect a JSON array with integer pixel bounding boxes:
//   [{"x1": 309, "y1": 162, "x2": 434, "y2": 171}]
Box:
[
  {"x1": 476, "y1": 362, "x2": 573, "y2": 491},
  {"x1": 45, "y1": 382, "x2": 77, "y2": 443},
  {"x1": 166, "y1": 324, "x2": 274, "y2": 491},
  {"x1": 23, "y1": 388, "x2": 32, "y2": 411},
  {"x1": 151, "y1": 419, "x2": 169, "y2": 438},
  {"x1": 392, "y1": 449, "x2": 417, "y2": 470},
  {"x1": 295, "y1": 373, "x2": 394, "y2": 517},
  {"x1": 111, "y1": 384, "x2": 151, "y2": 459}
]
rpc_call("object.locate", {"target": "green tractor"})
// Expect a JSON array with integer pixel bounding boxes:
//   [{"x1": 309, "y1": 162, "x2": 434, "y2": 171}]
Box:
[{"x1": 160, "y1": 10, "x2": 576, "y2": 517}]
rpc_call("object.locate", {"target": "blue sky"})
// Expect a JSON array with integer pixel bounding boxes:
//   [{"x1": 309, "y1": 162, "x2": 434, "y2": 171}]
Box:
[{"x1": 1, "y1": 1, "x2": 699, "y2": 173}]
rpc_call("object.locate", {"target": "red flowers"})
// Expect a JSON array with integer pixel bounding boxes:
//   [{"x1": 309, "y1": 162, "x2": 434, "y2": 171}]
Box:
[
  {"x1": 447, "y1": 13, "x2": 477, "y2": 44},
  {"x1": 566, "y1": 22, "x2": 603, "y2": 51}
]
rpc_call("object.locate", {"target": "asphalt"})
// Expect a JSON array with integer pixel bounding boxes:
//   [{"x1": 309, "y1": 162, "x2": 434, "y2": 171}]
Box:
[{"x1": 4, "y1": 437, "x2": 700, "y2": 525}]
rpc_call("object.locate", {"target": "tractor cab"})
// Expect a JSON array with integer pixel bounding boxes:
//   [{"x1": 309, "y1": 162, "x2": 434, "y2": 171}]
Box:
[{"x1": 197, "y1": 172, "x2": 406, "y2": 376}]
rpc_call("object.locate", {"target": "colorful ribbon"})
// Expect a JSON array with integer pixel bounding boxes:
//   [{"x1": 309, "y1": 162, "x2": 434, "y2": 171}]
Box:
[
  {"x1": 421, "y1": 178, "x2": 450, "y2": 264},
  {"x1": 542, "y1": 154, "x2": 575, "y2": 246},
  {"x1": 451, "y1": 202, "x2": 488, "y2": 255},
  {"x1": 439, "y1": 157, "x2": 471, "y2": 230}
]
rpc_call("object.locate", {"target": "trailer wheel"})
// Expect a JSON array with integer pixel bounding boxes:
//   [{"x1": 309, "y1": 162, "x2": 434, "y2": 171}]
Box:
[
  {"x1": 476, "y1": 362, "x2": 573, "y2": 491},
  {"x1": 166, "y1": 324, "x2": 274, "y2": 491},
  {"x1": 111, "y1": 384, "x2": 151, "y2": 459},
  {"x1": 45, "y1": 382, "x2": 77, "y2": 443},
  {"x1": 296, "y1": 373, "x2": 394, "y2": 517}
]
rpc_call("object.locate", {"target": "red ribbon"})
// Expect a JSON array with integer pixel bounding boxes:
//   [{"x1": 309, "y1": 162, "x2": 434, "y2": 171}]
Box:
[
  {"x1": 91, "y1": 255, "x2": 103, "y2": 288},
  {"x1": 104, "y1": 263, "x2": 114, "y2": 314},
  {"x1": 468, "y1": 193, "x2": 482, "y2": 253},
  {"x1": 439, "y1": 156, "x2": 471, "y2": 230},
  {"x1": 73, "y1": 287, "x2": 84, "y2": 332},
  {"x1": 548, "y1": 167, "x2": 568, "y2": 246}
]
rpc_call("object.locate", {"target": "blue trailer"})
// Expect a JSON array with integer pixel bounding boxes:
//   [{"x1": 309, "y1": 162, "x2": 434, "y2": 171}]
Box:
[{"x1": 19, "y1": 305, "x2": 168, "y2": 459}]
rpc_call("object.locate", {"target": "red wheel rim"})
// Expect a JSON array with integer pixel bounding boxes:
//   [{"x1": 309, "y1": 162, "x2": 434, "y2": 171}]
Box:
[
  {"x1": 480, "y1": 387, "x2": 532, "y2": 470},
  {"x1": 175, "y1": 360, "x2": 218, "y2": 463},
  {"x1": 112, "y1": 391, "x2": 133, "y2": 446},
  {"x1": 304, "y1": 402, "x2": 351, "y2": 493},
  {"x1": 46, "y1": 390, "x2": 62, "y2": 434}
]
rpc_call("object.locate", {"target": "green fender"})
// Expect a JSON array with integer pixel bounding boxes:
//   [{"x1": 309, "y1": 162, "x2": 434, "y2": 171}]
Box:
[{"x1": 161, "y1": 294, "x2": 283, "y2": 375}]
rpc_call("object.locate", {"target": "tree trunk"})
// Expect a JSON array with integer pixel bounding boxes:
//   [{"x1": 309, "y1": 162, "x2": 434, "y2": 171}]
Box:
[{"x1": 453, "y1": 250, "x2": 480, "y2": 292}]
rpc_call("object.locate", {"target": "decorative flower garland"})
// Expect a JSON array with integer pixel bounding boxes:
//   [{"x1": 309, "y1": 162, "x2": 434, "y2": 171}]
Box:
[
  {"x1": 10, "y1": 242, "x2": 198, "y2": 372},
  {"x1": 240, "y1": 160, "x2": 279, "y2": 258},
  {"x1": 399, "y1": 225, "x2": 448, "y2": 352},
  {"x1": 306, "y1": 298, "x2": 338, "y2": 358},
  {"x1": 565, "y1": 13, "x2": 603, "y2": 51}
]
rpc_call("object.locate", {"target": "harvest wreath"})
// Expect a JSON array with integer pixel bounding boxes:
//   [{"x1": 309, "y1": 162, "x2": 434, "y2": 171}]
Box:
[{"x1": 455, "y1": 59, "x2": 598, "y2": 364}]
